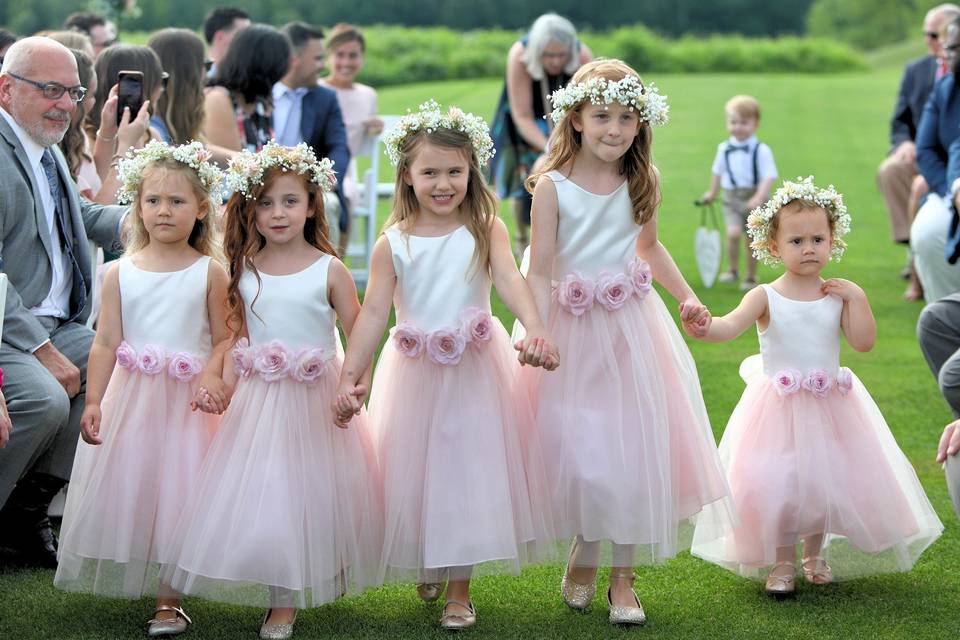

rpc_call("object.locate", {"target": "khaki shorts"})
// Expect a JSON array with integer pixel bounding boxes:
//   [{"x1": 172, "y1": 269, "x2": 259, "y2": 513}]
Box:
[{"x1": 722, "y1": 187, "x2": 758, "y2": 231}]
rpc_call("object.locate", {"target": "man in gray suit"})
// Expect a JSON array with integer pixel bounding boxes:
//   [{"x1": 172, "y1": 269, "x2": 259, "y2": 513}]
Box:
[{"x1": 0, "y1": 37, "x2": 125, "y2": 567}]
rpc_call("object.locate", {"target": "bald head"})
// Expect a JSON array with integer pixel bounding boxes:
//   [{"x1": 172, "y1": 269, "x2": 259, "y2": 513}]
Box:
[{"x1": 0, "y1": 36, "x2": 77, "y2": 77}]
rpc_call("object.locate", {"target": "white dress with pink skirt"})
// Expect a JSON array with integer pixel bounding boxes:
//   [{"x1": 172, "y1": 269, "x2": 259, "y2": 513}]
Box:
[
  {"x1": 692, "y1": 284, "x2": 943, "y2": 579},
  {"x1": 518, "y1": 171, "x2": 735, "y2": 567},
  {"x1": 369, "y1": 225, "x2": 555, "y2": 582},
  {"x1": 161, "y1": 255, "x2": 383, "y2": 607},
  {"x1": 55, "y1": 257, "x2": 219, "y2": 597}
]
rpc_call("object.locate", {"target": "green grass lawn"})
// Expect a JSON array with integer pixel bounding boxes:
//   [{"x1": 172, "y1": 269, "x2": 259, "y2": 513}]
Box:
[{"x1": 3, "y1": 69, "x2": 959, "y2": 639}]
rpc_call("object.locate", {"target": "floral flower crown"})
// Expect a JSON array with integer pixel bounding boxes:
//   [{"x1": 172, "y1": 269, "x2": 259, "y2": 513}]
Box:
[
  {"x1": 549, "y1": 75, "x2": 669, "y2": 126},
  {"x1": 116, "y1": 140, "x2": 224, "y2": 209},
  {"x1": 225, "y1": 141, "x2": 337, "y2": 198},
  {"x1": 383, "y1": 99, "x2": 495, "y2": 167},
  {"x1": 746, "y1": 176, "x2": 851, "y2": 266}
]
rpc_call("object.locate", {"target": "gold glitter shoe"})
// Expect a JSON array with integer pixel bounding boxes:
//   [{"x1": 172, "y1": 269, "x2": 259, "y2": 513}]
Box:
[
  {"x1": 439, "y1": 599, "x2": 476, "y2": 630},
  {"x1": 259, "y1": 609, "x2": 297, "y2": 640},
  {"x1": 606, "y1": 570, "x2": 646, "y2": 626},
  {"x1": 801, "y1": 556, "x2": 833, "y2": 585},
  {"x1": 146, "y1": 605, "x2": 192, "y2": 637},
  {"x1": 764, "y1": 562, "x2": 796, "y2": 598},
  {"x1": 416, "y1": 582, "x2": 445, "y2": 602},
  {"x1": 560, "y1": 538, "x2": 596, "y2": 610}
]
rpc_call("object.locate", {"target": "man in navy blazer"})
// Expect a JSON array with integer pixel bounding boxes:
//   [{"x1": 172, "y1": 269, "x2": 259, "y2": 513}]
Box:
[
  {"x1": 878, "y1": 5, "x2": 957, "y2": 247},
  {"x1": 273, "y1": 22, "x2": 350, "y2": 245}
]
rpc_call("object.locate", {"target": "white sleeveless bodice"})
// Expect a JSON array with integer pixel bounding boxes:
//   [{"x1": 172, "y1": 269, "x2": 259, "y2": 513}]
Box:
[
  {"x1": 119, "y1": 257, "x2": 212, "y2": 357},
  {"x1": 239, "y1": 254, "x2": 337, "y2": 351},
  {"x1": 385, "y1": 225, "x2": 491, "y2": 331},
  {"x1": 759, "y1": 284, "x2": 843, "y2": 377},
  {"x1": 549, "y1": 171, "x2": 641, "y2": 279}
]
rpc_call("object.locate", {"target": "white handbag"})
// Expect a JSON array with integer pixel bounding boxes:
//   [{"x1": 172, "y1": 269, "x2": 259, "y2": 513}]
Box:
[{"x1": 694, "y1": 202, "x2": 722, "y2": 288}]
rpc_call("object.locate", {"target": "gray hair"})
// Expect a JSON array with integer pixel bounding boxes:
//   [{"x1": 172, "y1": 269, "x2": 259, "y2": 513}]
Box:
[
  {"x1": 0, "y1": 36, "x2": 75, "y2": 76},
  {"x1": 522, "y1": 13, "x2": 579, "y2": 81},
  {"x1": 930, "y1": 3, "x2": 960, "y2": 27}
]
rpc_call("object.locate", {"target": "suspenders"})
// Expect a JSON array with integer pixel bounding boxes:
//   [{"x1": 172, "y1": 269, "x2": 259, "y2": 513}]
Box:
[{"x1": 723, "y1": 142, "x2": 761, "y2": 189}]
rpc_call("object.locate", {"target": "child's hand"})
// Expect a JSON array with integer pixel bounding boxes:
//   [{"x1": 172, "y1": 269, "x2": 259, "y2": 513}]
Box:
[
  {"x1": 821, "y1": 278, "x2": 864, "y2": 302},
  {"x1": 79, "y1": 405, "x2": 103, "y2": 445},
  {"x1": 683, "y1": 308, "x2": 712, "y2": 339},
  {"x1": 937, "y1": 419, "x2": 960, "y2": 464},
  {"x1": 679, "y1": 298, "x2": 708, "y2": 325},
  {"x1": 746, "y1": 195, "x2": 765, "y2": 211},
  {"x1": 699, "y1": 191, "x2": 715, "y2": 205},
  {"x1": 333, "y1": 384, "x2": 367, "y2": 428},
  {"x1": 192, "y1": 374, "x2": 228, "y2": 414},
  {"x1": 514, "y1": 336, "x2": 560, "y2": 370}
]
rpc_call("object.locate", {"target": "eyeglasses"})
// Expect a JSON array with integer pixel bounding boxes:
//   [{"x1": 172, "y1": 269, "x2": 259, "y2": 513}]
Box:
[
  {"x1": 6, "y1": 72, "x2": 87, "y2": 102},
  {"x1": 926, "y1": 31, "x2": 941, "y2": 40},
  {"x1": 161, "y1": 72, "x2": 169, "y2": 91}
]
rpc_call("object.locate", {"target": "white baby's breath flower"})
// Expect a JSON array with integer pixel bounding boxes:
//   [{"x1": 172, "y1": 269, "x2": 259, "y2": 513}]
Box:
[
  {"x1": 226, "y1": 141, "x2": 337, "y2": 199},
  {"x1": 384, "y1": 99, "x2": 495, "y2": 167},
  {"x1": 549, "y1": 75, "x2": 669, "y2": 127},
  {"x1": 116, "y1": 140, "x2": 224, "y2": 210}
]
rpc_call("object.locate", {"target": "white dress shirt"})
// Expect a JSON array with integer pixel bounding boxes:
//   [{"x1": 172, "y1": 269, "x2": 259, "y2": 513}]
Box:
[
  {"x1": 0, "y1": 107, "x2": 72, "y2": 321},
  {"x1": 711, "y1": 135, "x2": 778, "y2": 190},
  {"x1": 272, "y1": 82, "x2": 308, "y2": 147}
]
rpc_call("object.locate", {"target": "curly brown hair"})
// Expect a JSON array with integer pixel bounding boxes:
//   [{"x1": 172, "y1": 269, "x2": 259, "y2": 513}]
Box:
[{"x1": 223, "y1": 168, "x2": 337, "y2": 335}]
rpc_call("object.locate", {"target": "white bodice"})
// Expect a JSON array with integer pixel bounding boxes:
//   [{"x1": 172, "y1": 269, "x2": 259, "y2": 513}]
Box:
[
  {"x1": 758, "y1": 284, "x2": 843, "y2": 376},
  {"x1": 119, "y1": 257, "x2": 212, "y2": 357},
  {"x1": 385, "y1": 225, "x2": 491, "y2": 331},
  {"x1": 239, "y1": 254, "x2": 337, "y2": 351},
  {"x1": 549, "y1": 171, "x2": 642, "y2": 279}
]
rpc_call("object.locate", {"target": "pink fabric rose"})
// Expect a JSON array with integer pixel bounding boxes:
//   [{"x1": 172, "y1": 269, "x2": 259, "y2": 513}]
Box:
[
  {"x1": 772, "y1": 368, "x2": 802, "y2": 397},
  {"x1": 426, "y1": 328, "x2": 466, "y2": 365},
  {"x1": 595, "y1": 271, "x2": 635, "y2": 311},
  {"x1": 393, "y1": 323, "x2": 427, "y2": 358},
  {"x1": 137, "y1": 344, "x2": 166, "y2": 375},
  {"x1": 292, "y1": 348, "x2": 328, "y2": 383},
  {"x1": 115, "y1": 341, "x2": 137, "y2": 372},
  {"x1": 556, "y1": 272, "x2": 596, "y2": 316},
  {"x1": 802, "y1": 369, "x2": 834, "y2": 398},
  {"x1": 168, "y1": 352, "x2": 202, "y2": 382},
  {"x1": 628, "y1": 259, "x2": 653, "y2": 298},
  {"x1": 254, "y1": 341, "x2": 292, "y2": 381},
  {"x1": 836, "y1": 367, "x2": 853, "y2": 396},
  {"x1": 459, "y1": 308, "x2": 493, "y2": 343},
  {"x1": 232, "y1": 338, "x2": 254, "y2": 378}
]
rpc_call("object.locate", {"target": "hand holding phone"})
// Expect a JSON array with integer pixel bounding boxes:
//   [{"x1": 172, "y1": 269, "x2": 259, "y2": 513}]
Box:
[{"x1": 116, "y1": 70, "x2": 144, "y2": 127}]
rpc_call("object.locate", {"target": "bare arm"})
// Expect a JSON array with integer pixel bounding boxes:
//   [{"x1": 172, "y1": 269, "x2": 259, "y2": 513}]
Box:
[
  {"x1": 822, "y1": 278, "x2": 876, "y2": 352},
  {"x1": 193, "y1": 261, "x2": 233, "y2": 413},
  {"x1": 327, "y1": 257, "x2": 372, "y2": 391},
  {"x1": 636, "y1": 211, "x2": 706, "y2": 324},
  {"x1": 79, "y1": 263, "x2": 124, "y2": 444},
  {"x1": 746, "y1": 176, "x2": 777, "y2": 211},
  {"x1": 203, "y1": 88, "x2": 243, "y2": 152},
  {"x1": 505, "y1": 42, "x2": 548, "y2": 153},
  {"x1": 526, "y1": 176, "x2": 559, "y2": 322},
  {"x1": 701, "y1": 174, "x2": 721, "y2": 204},
  {"x1": 693, "y1": 286, "x2": 768, "y2": 343}
]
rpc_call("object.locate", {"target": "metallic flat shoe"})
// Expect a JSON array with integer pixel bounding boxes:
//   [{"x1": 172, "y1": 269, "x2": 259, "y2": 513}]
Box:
[
  {"x1": 561, "y1": 538, "x2": 596, "y2": 610},
  {"x1": 801, "y1": 556, "x2": 833, "y2": 585},
  {"x1": 259, "y1": 609, "x2": 297, "y2": 640},
  {"x1": 439, "y1": 599, "x2": 476, "y2": 630},
  {"x1": 416, "y1": 582, "x2": 444, "y2": 602},
  {"x1": 147, "y1": 605, "x2": 192, "y2": 638},
  {"x1": 764, "y1": 562, "x2": 796, "y2": 598},
  {"x1": 607, "y1": 571, "x2": 646, "y2": 626}
]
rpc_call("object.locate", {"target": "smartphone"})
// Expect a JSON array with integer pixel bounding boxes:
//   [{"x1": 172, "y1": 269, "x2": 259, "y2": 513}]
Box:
[{"x1": 116, "y1": 70, "x2": 144, "y2": 126}]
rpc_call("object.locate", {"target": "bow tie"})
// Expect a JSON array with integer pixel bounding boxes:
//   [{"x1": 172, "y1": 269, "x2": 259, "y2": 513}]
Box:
[{"x1": 729, "y1": 144, "x2": 750, "y2": 152}]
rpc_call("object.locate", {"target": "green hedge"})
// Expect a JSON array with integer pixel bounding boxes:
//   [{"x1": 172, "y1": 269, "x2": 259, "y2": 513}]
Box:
[{"x1": 356, "y1": 24, "x2": 866, "y2": 86}]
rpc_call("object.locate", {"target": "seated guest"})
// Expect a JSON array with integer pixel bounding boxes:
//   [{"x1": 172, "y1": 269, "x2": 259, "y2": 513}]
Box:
[
  {"x1": 62, "y1": 11, "x2": 115, "y2": 57},
  {"x1": 201, "y1": 6, "x2": 250, "y2": 78}
]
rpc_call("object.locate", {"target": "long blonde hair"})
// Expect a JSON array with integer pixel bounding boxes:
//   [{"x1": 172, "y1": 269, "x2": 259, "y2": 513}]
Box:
[
  {"x1": 527, "y1": 59, "x2": 661, "y2": 226},
  {"x1": 124, "y1": 160, "x2": 220, "y2": 260},
  {"x1": 385, "y1": 128, "x2": 498, "y2": 276}
]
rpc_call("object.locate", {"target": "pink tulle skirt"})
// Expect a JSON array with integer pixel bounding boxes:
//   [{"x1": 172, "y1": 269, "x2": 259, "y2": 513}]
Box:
[
  {"x1": 55, "y1": 367, "x2": 218, "y2": 597},
  {"x1": 691, "y1": 358, "x2": 943, "y2": 579},
  {"x1": 517, "y1": 290, "x2": 735, "y2": 567},
  {"x1": 161, "y1": 358, "x2": 383, "y2": 607},
  {"x1": 368, "y1": 318, "x2": 555, "y2": 583}
]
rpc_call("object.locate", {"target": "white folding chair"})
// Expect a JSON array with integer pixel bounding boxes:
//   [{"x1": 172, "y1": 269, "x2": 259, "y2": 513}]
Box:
[{"x1": 346, "y1": 115, "x2": 402, "y2": 289}]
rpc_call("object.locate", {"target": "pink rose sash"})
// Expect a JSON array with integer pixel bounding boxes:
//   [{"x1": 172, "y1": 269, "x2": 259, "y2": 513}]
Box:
[
  {"x1": 555, "y1": 257, "x2": 653, "y2": 315},
  {"x1": 114, "y1": 341, "x2": 205, "y2": 382},
  {"x1": 771, "y1": 367, "x2": 854, "y2": 398},
  {"x1": 230, "y1": 338, "x2": 332, "y2": 384},
  {"x1": 391, "y1": 307, "x2": 494, "y2": 366}
]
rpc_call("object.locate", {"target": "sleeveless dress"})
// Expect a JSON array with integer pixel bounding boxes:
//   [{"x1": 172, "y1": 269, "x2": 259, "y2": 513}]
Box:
[
  {"x1": 55, "y1": 257, "x2": 218, "y2": 597},
  {"x1": 369, "y1": 225, "x2": 555, "y2": 583},
  {"x1": 162, "y1": 255, "x2": 383, "y2": 607},
  {"x1": 692, "y1": 284, "x2": 943, "y2": 579},
  {"x1": 517, "y1": 171, "x2": 735, "y2": 566}
]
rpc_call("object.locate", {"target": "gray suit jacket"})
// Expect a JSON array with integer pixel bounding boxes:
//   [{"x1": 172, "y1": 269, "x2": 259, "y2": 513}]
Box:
[{"x1": 0, "y1": 115, "x2": 125, "y2": 352}]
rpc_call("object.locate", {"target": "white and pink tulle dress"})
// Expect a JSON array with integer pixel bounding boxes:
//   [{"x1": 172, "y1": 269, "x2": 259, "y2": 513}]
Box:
[
  {"x1": 55, "y1": 257, "x2": 219, "y2": 597},
  {"x1": 517, "y1": 171, "x2": 735, "y2": 567},
  {"x1": 692, "y1": 284, "x2": 943, "y2": 579},
  {"x1": 369, "y1": 225, "x2": 555, "y2": 583},
  {"x1": 161, "y1": 255, "x2": 383, "y2": 608}
]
